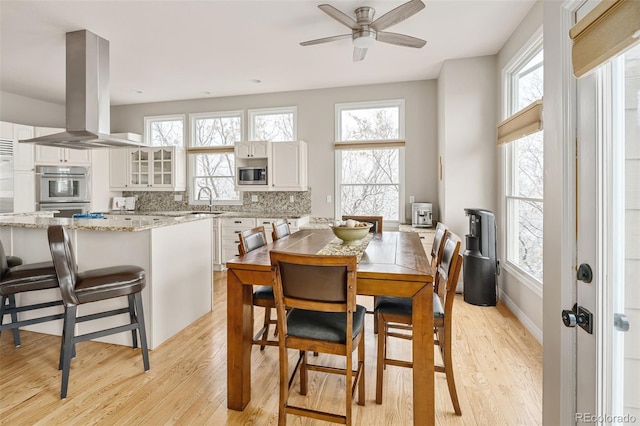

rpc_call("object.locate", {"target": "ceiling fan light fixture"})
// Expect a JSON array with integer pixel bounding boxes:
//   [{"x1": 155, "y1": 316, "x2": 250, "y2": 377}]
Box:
[{"x1": 352, "y1": 30, "x2": 376, "y2": 49}]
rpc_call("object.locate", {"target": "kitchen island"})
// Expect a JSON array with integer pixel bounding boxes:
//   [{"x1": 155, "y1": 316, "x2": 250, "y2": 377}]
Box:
[{"x1": 0, "y1": 213, "x2": 213, "y2": 349}]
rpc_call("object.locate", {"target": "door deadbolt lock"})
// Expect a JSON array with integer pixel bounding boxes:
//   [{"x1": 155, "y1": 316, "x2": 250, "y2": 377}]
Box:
[
  {"x1": 562, "y1": 303, "x2": 593, "y2": 334},
  {"x1": 577, "y1": 263, "x2": 593, "y2": 283}
]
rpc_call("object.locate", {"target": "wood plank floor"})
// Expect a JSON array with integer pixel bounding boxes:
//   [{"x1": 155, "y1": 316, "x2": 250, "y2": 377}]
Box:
[{"x1": 0, "y1": 272, "x2": 542, "y2": 425}]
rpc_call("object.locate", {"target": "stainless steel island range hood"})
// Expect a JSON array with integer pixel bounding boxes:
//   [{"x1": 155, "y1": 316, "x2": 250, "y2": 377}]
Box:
[{"x1": 21, "y1": 30, "x2": 144, "y2": 149}]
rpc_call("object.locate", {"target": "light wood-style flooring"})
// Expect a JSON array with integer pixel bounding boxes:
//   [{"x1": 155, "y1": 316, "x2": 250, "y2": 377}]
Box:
[{"x1": 0, "y1": 272, "x2": 542, "y2": 425}]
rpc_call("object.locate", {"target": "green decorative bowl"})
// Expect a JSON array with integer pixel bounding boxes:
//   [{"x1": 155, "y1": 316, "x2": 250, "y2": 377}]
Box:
[{"x1": 330, "y1": 223, "x2": 373, "y2": 245}]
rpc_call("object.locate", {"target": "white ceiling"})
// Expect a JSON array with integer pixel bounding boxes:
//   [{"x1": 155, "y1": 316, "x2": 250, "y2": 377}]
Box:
[{"x1": 0, "y1": 0, "x2": 535, "y2": 106}]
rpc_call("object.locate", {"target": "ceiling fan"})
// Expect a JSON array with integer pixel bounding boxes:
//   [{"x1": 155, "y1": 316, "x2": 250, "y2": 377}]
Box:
[{"x1": 300, "y1": 0, "x2": 427, "y2": 62}]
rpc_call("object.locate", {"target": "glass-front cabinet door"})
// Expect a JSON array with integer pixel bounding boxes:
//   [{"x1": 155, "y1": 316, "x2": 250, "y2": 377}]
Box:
[
  {"x1": 129, "y1": 149, "x2": 149, "y2": 186},
  {"x1": 152, "y1": 148, "x2": 173, "y2": 186}
]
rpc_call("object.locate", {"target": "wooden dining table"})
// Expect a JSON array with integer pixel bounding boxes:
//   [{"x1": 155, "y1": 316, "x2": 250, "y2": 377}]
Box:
[{"x1": 226, "y1": 229, "x2": 434, "y2": 425}]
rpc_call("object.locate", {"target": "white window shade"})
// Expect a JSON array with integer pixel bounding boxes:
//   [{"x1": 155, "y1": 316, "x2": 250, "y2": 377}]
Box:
[
  {"x1": 570, "y1": 0, "x2": 640, "y2": 78},
  {"x1": 497, "y1": 99, "x2": 543, "y2": 145}
]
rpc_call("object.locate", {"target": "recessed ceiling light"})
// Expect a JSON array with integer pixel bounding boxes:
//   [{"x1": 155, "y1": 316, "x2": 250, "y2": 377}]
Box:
[
  {"x1": 203, "y1": 91, "x2": 212, "y2": 95},
  {"x1": 251, "y1": 79, "x2": 261, "y2": 84},
  {"x1": 131, "y1": 89, "x2": 143, "y2": 94}
]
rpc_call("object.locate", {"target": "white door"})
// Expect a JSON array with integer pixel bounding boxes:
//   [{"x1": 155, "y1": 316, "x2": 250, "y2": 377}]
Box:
[{"x1": 574, "y1": 42, "x2": 640, "y2": 422}]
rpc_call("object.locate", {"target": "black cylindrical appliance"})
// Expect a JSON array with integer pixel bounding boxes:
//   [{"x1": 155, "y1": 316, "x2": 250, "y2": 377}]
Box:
[{"x1": 463, "y1": 208, "x2": 498, "y2": 306}]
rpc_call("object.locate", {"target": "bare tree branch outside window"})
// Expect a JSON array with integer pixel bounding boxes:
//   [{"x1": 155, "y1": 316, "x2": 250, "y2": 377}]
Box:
[
  {"x1": 506, "y1": 46, "x2": 544, "y2": 281},
  {"x1": 339, "y1": 106, "x2": 401, "y2": 220},
  {"x1": 191, "y1": 115, "x2": 241, "y2": 202}
]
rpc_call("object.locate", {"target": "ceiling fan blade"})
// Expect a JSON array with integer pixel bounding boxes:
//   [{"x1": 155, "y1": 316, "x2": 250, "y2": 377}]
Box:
[
  {"x1": 353, "y1": 47, "x2": 367, "y2": 62},
  {"x1": 318, "y1": 4, "x2": 360, "y2": 31},
  {"x1": 370, "y1": 0, "x2": 425, "y2": 32},
  {"x1": 300, "y1": 34, "x2": 351, "y2": 46},
  {"x1": 376, "y1": 31, "x2": 426, "y2": 48}
]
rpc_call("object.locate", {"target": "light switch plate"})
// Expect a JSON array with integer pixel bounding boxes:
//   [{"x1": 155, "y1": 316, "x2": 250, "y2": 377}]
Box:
[
  {"x1": 326, "y1": 195, "x2": 332, "y2": 203},
  {"x1": 174, "y1": 194, "x2": 183, "y2": 202},
  {"x1": 409, "y1": 195, "x2": 415, "y2": 203},
  {"x1": 251, "y1": 195, "x2": 258, "y2": 202},
  {"x1": 289, "y1": 195, "x2": 295, "y2": 203}
]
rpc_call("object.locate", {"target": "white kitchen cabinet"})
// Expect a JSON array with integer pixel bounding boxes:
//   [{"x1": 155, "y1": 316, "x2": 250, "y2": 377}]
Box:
[
  {"x1": 13, "y1": 170, "x2": 36, "y2": 213},
  {"x1": 34, "y1": 127, "x2": 91, "y2": 166},
  {"x1": 13, "y1": 124, "x2": 35, "y2": 171},
  {"x1": 270, "y1": 140, "x2": 308, "y2": 191},
  {"x1": 221, "y1": 217, "x2": 256, "y2": 266},
  {"x1": 235, "y1": 140, "x2": 270, "y2": 158},
  {"x1": 399, "y1": 224, "x2": 435, "y2": 258},
  {"x1": 109, "y1": 146, "x2": 186, "y2": 191}
]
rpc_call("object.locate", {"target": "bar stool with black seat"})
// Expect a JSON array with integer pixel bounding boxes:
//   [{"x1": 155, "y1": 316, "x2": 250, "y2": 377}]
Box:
[
  {"x1": 0, "y1": 239, "x2": 62, "y2": 347},
  {"x1": 270, "y1": 251, "x2": 365, "y2": 425},
  {"x1": 238, "y1": 226, "x2": 277, "y2": 351},
  {"x1": 271, "y1": 219, "x2": 291, "y2": 241},
  {"x1": 375, "y1": 232, "x2": 463, "y2": 415},
  {"x1": 47, "y1": 225, "x2": 149, "y2": 399},
  {"x1": 341, "y1": 215, "x2": 383, "y2": 233}
]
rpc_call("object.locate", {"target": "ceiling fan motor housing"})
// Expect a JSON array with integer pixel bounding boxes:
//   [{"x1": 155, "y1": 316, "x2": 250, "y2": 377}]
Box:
[{"x1": 354, "y1": 6, "x2": 375, "y2": 25}]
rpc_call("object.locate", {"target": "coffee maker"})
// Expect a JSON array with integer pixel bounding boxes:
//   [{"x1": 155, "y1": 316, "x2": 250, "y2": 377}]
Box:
[{"x1": 411, "y1": 202, "x2": 433, "y2": 227}]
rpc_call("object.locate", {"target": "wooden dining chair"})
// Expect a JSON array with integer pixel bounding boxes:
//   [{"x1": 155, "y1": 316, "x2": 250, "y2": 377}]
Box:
[
  {"x1": 271, "y1": 219, "x2": 291, "y2": 241},
  {"x1": 269, "y1": 251, "x2": 365, "y2": 425},
  {"x1": 238, "y1": 226, "x2": 277, "y2": 351},
  {"x1": 341, "y1": 215, "x2": 383, "y2": 233},
  {"x1": 342, "y1": 215, "x2": 383, "y2": 332},
  {"x1": 375, "y1": 232, "x2": 463, "y2": 416},
  {"x1": 430, "y1": 222, "x2": 450, "y2": 293}
]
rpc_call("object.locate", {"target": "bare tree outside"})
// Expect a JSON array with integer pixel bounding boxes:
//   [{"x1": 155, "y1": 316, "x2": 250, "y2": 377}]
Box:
[
  {"x1": 150, "y1": 119, "x2": 183, "y2": 146},
  {"x1": 507, "y1": 47, "x2": 544, "y2": 280},
  {"x1": 339, "y1": 106, "x2": 401, "y2": 220},
  {"x1": 191, "y1": 115, "x2": 241, "y2": 201},
  {"x1": 253, "y1": 113, "x2": 294, "y2": 141}
]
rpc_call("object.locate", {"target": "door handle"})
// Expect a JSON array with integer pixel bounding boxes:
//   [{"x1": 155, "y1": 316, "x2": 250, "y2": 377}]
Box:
[
  {"x1": 562, "y1": 303, "x2": 593, "y2": 334},
  {"x1": 577, "y1": 263, "x2": 593, "y2": 283}
]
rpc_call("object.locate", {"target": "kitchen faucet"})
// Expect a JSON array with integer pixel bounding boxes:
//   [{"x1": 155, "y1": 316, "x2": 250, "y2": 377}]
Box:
[{"x1": 196, "y1": 187, "x2": 214, "y2": 212}]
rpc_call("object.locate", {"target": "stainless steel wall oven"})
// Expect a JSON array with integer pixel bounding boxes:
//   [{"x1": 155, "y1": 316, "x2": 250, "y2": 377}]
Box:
[{"x1": 36, "y1": 165, "x2": 90, "y2": 217}]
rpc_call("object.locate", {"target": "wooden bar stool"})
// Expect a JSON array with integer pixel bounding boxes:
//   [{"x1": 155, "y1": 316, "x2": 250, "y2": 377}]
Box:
[
  {"x1": 0, "y1": 240, "x2": 62, "y2": 347},
  {"x1": 47, "y1": 225, "x2": 150, "y2": 399}
]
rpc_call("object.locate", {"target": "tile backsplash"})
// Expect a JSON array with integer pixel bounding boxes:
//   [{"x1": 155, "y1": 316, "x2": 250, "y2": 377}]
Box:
[{"x1": 123, "y1": 190, "x2": 311, "y2": 216}]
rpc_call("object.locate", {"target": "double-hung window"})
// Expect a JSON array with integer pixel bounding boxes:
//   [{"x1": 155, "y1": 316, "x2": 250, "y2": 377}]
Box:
[
  {"x1": 188, "y1": 111, "x2": 242, "y2": 204},
  {"x1": 335, "y1": 100, "x2": 405, "y2": 222},
  {"x1": 500, "y1": 35, "x2": 544, "y2": 283}
]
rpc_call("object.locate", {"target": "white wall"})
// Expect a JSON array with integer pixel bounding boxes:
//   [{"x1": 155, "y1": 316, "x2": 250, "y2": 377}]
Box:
[
  {"x1": 437, "y1": 56, "x2": 497, "y2": 244},
  {"x1": 111, "y1": 81, "x2": 438, "y2": 221},
  {"x1": 495, "y1": 1, "x2": 543, "y2": 342},
  {"x1": 0, "y1": 91, "x2": 65, "y2": 127}
]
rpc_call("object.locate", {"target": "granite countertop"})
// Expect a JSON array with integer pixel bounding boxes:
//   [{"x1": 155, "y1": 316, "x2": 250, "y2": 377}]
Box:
[{"x1": 0, "y1": 212, "x2": 214, "y2": 232}]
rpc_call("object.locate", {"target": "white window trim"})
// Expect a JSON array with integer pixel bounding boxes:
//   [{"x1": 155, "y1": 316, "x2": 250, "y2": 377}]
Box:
[
  {"x1": 247, "y1": 106, "x2": 297, "y2": 141},
  {"x1": 335, "y1": 99, "x2": 405, "y2": 141},
  {"x1": 187, "y1": 110, "x2": 244, "y2": 206},
  {"x1": 188, "y1": 110, "x2": 244, "y2": 148},
  {"x1": 501, "y1": 29, "x2": 544, "y2": 290},
  {"x1": 144, "y1": 114, "x2": 186, "y2": 146},
  {"x1": 334, "y1": 99, "x2": 406, "y2": 224}
]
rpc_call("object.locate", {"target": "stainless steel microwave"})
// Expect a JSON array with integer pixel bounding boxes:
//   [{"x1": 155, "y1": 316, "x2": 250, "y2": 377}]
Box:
[{"x1": 237, "y1": 166, "x2": 267, "y2": 185}]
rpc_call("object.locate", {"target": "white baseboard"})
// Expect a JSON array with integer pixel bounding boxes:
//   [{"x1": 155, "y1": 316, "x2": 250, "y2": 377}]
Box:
[{"x1": 498, "y1": 288, "x2": 543, "y2": 344}]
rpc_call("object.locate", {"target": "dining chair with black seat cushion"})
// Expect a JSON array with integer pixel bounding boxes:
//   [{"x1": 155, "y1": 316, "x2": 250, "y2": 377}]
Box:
[
  {"x1": 430, "y1": 222, "x2": 450, "y2": 294},
  {"x1": 271, "y1": 219, "x2": 291, "y2": 242},
  {"x1": 47, "y1": 225, "x2": 149, "y2": 399},
  {"x1": 375, "y1": 232, "x2": 463, "y2": 416},
  {"x1": 0, "y1": 239, "x2": 62, "y2": 347},
  {"x1": 341, "y1": 215, "x2": 383, "y2": 233},
  {"x1": 238, "y1": 226, "x2": 277, "y2": 351},
  {"x1": 342, "y1": 215, "x2": 383, "y2": 332},
  {"x1": 270, "y1": 251, "x2": 365, "y2": 425}
]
